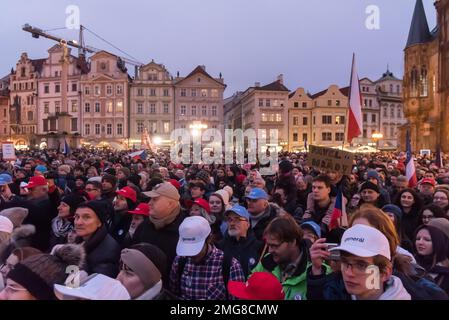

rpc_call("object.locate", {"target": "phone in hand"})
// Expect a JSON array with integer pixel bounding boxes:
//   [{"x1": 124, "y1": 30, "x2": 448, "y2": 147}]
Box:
[{"x1": 324, "y1": 243, "x2": 340, "y2": 260}]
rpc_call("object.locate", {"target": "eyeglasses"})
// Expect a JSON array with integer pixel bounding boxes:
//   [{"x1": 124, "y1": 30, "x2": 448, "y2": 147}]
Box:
[
  {"x1": 340, "y1": 257, "x2": 371, "y2": 275},
  {"x1": 225, "y1": 216, "x2": 247, "y2": 223}
]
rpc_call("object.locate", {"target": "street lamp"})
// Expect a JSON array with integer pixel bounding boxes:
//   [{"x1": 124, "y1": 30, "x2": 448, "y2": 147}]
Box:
[{"x1": 372, "y1": 132, "x2": 383, "y2": 153}]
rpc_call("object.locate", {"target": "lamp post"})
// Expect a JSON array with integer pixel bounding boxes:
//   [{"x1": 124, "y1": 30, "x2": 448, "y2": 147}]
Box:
[{"x1": 372, "y1": 132, "x2": 383, "y2": 153}]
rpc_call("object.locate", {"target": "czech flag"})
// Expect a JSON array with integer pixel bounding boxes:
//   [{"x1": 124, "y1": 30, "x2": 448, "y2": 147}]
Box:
[
  {"x1": 129, "y1": 150, "x2": 147, "y2": 160},
  {"x1": 62, "y1": 139, "x2": 71, "y2": 156},
  {"x1": 347, "y1": 53, "x2": 363, "y2": 143},
  {"x1": 329, "y1": 187, "x2": 348, "y2": 231},
  {"x1": 405, "y1": 130, "x2": 417, "y2": 188}
]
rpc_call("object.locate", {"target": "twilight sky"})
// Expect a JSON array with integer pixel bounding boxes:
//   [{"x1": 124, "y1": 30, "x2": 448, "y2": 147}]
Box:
[{"x1": 0, "y1": 0, "x2": 437, "y2": 96}]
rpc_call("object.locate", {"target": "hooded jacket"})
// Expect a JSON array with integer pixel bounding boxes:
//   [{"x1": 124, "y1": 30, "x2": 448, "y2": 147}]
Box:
[
  {"x1": 307, "y1": 270, "x2": 411, "y2": 300},
  {"x1": 251, "y1": 240, "x2": 314, "y2": 300}
]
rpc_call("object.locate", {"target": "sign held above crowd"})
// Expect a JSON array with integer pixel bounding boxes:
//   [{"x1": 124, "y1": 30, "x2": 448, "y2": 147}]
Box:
[{"x1": 307, "y1": 145, "x2": 354, "y2": 175}]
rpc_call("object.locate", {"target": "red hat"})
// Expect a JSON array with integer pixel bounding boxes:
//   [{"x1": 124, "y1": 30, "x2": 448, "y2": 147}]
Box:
[
  {"x1": 24, "y1": 176, "x2": 48, "y2": 189},
  {"x1": 128, "y1": 203, "x2": 150, "y2": 216},
  {"x1": 185, "y1": 198, "x2": 210, "y2": 214},
  {"x1": 228, "y1": 272, "x2": 285, "y2": 300},
  {"x1": 420, "y1": 178, "x2": 436, "y2": 187},
  {"x1": 116, "y1": 186, "x2": 137, "y2": 203},
  {"x1": 169, "y1": 179, "x2": 181, "y2": 190}
]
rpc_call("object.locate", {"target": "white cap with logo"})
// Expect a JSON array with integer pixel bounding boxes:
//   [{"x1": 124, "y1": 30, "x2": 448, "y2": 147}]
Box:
[
  {"x1": 176, "y1": 216, "x2": 211, "y2": 257},
  {"x1": 330, "y1": 224, "x2": 391, "y2": 260}
]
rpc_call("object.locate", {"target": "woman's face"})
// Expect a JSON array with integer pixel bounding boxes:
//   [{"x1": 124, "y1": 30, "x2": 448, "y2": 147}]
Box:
[
  {"x1": 116, "y1": 265, "x2": 145, "y2": 299},
  {"x1": 296, "y1": 178, "x2": 307, "y2": 191},
  {"x1": 433, "y1": 191, "x2": 449, "y2": 209},
  {"x1": 421, "y1": 209, "x2": 434, "y2": 225},
  {"x1": 217, "y1": 169, "x2": 225, "y2": 178},
  {"x1": 189, "y1": 204, "x2": 202, "y2": 217},
  {"x1": 350, "y1": 194, "x2": 361, "y2": 207},
  {"x1": 0, "y1": 279, "x2": 36, "y2": 300},
  {"x1": 400, "y1": 192, "x2": 415, "y2": 208},
  {"x1": 209, "y1": 195, "x2": 223, "y2": 214},
  {"x1": 74, "y1": 207, "x2": 102, "y2": 239},
  {"x1": 57, "y1": 202, "x2": 71, "y2": 218},
  {"x1": 415, "y1": 228, "x2": 433, "y2": 256}
]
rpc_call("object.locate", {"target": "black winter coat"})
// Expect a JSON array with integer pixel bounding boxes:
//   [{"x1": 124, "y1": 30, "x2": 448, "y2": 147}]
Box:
[
  {"x1": 131, "y1": 210, "x2": 187, "y2": 286},
  {"x1": 79, "y1": 225, "x2": 121, "y2": 278},
  {"x1": 217, "y1": 231, "x2": 264, "y2": 278},
  {"x1": 250, "y1": 204, "x2": 280, "y2": 242}
]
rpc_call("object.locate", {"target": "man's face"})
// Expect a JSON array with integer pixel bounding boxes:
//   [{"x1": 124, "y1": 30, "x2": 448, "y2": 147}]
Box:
[
  {"x1": 190, "y1": 186, "x2": 204, "y2": 199},
  {"x1": 130, "y1": 215, "x2": 145, "y2": 232},
  {"x1": 102, "y1": 180, "x2": 114, "y2": 192},
  {"x1": 312, "y1": 181, "x2": 330, "y2": 202},
  {"x1": 390, "y1": 176, "x2": 397, "y2": 186},
  {"x1": 226, "y1": 213, "x2": 249, "y2": 239},
  {"x1": 85, "y1": 183, "x2": 101, "y2": 200},
  {"x1": 361, "y1": 189, "x2": 379, "y2": 203},
  {"x1": 175, "y1": 170, "x2": 184, "y2": 179},
  {"x1": 265, "y1": 234, "x2": 297, "y2": 265},
  {"x1": 29, "y1": 186, "x2": 47, "y2": 199},
  {"x1": 340, "y1": 253, "x2": 388, "y2": 298},
  {"x1": 149, "y1": 196, "x2": 171, "y2": 219},
  {"x1": 24, "y1": 164, "x2": 32, "y2": 173},
  {"x1": 113, "y1": 195, "x2": 128, "y2": 211},
  {"x1": 418, "y1": 183, "x2": 435, "y2": 196},
  {"x1": 246, "y1": 198, "x2": 267, "y2": 215},
  {"x1": 425, "y1": 172, "x2": 435, "y2": 179},
  {"x1": 395, "y1": 180, "x2": 408, "y2": 192}
]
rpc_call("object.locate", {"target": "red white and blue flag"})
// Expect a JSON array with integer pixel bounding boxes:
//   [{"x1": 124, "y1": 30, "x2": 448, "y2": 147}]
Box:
[
  {"x1": 129, "y1": 150, "x2": 147, "y2": 160},
  {"x1": 406, "y1": 130, "x2": 417, "y2": 188},
  {"x1": 347, "y1": 54, "x2": 363, "y2": 143},
  {"x1": 329, "y1": 187, "x2": 347, "y2": 230}
]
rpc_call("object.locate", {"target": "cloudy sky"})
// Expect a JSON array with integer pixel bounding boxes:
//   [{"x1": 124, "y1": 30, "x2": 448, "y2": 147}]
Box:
[{"x1": 0, "y1": 0, "x2": 437, "y2": 96}]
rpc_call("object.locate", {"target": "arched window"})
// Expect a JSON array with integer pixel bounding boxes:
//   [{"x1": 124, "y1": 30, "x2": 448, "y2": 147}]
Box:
[
  {"x1": 420, "y1": 66, "x2": 428, "y2": 97},
  {"x1": 411, "y1": 66, "x2": 418, "y2": 97}
]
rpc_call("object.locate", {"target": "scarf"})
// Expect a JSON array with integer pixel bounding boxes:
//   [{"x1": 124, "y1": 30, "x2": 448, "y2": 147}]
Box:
[
  {"x1": 149, "y1": 205, "x2": 180, "y2": 230},
  {"x1": 51, "y1": 217, "x2": 73, "y2": 238}
]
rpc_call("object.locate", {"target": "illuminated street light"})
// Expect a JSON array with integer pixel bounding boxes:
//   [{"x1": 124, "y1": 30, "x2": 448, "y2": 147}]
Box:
[
  {"x1": 371, "y1": 132, "x2": 383, "y2": 152},
  {"x1": 153, "y1": 136, "x2": 162, "y2": 145}
]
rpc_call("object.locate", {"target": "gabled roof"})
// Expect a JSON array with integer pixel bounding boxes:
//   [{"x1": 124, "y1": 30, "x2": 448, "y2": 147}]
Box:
[
  {"x1": 406, "y1": 0, "x2": 432, "y2": 47},
  {"x1": 288, "y1": 91, "x2": 295, "y2": 99},
  {"x1": 310, "y1": 88, "x2": 328, "y2": 99},
  {"x1": 254, "y1": 80, "x2": 289, "y2": 92},
  {"x1": 339, "y1": 86, "x2": 349, "y2": 97},
  {"x1": 175, "y1": 66, "x2": 225, "y2": 87}
]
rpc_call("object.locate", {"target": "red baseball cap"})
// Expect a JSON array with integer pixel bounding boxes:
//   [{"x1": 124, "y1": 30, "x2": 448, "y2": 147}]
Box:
[
  {"x1": 420, "y1": 178, "x2": 436, "y2": 187},
  {"x1": 228, "y1": 272, "x2": 285, "y2": 300},
  {"x1": 116, "y1": 186, "x2": 137, "y2": 203},
  {"x1": 24, "y1": 176, "x2": 48, "y2": 189},
  {"x1": 185, "y1": 198, "x2": 210, "y2": 214},
  {"x1": 128, "y1": 203, "x2": 150, "y2": 216},
  {"x1": 169, "y1": 179, "x2": 181, "y2": 190}
]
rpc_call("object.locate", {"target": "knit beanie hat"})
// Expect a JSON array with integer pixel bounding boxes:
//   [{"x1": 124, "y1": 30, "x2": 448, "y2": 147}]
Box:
[
  {"x1": 196, "y1": 170, "x2": 210, "y2": 185},
  {"x1": 382, "y1": 204, "x2": 403, "y2": 221},
  {"x1": 61, "y1": 194, "x2": 88, "y2": 215},
  {"x1": 7, "y1": 244, "x2": 85, "y2": 300},
  {"x1": 0, "y1": 207, "x2": 29, "y2": 228},
  {"x1": 212, "y1": 190, "x2": 230, "y2": 209},
  {"x1": 360, "y1": 181, "x2": 380, "y2": 194},
  {"x1": 82, "y1": 201, "x2": 108, "y2": 223}
]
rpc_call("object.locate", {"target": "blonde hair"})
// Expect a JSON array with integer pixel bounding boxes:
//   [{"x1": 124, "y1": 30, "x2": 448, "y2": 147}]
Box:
[{"x1": 349, "y1": 204, "x2": 399, "y2": 258}]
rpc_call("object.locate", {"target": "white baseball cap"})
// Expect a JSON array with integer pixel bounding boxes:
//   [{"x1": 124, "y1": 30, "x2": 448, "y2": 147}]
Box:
[
  {"x1": 54, "y1": 273, "x2": 130, "y2": 300},
  {"x1": 176, "y1": 216, "x2": 211, "y2": 256},
  {"x1": 0, "y1": 216, "x2": 13, "y2": 234},
  {"x1": 330, "y1": 224, "x2": 391, "y2": 260}
]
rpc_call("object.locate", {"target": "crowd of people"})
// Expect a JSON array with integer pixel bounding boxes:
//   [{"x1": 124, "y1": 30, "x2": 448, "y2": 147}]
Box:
[{"x1": 0, "y1": 147, "x2": 448, "y2": 300}]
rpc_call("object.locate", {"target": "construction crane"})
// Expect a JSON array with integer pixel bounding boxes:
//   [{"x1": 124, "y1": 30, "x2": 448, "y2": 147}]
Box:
[{"x1": 22, "y1": 23, "x2": 143, "y2": 76}]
